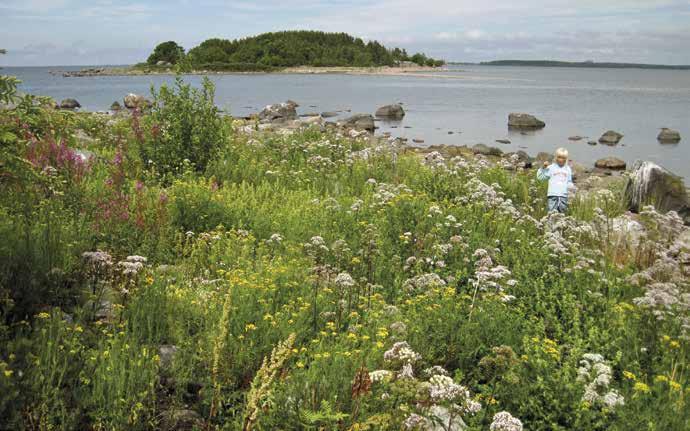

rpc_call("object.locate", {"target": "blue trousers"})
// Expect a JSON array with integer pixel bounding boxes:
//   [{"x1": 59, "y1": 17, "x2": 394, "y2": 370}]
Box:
[{"x1": 547, "y1": 196, "x2": 568, "y2": 213}]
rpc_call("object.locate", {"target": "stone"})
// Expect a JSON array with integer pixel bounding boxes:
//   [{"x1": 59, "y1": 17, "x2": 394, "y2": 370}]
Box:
[
  {"x1": 340, "y1": 114, "x2": 375, "y2": 132},
  {"x1": 657, "y1": 128, "x2": 681, "y2": 143},
  {"x1": 412, "y1": 138, "x2": 425, "y2": 144},
  {"x1": 495, "y1": 139, "x2": 511, "y2": 144},
  {"x1": 258, "y1": 102, "x2": 298, "y2": 122},
  {"x1": 595, "y1": 157, "x2": 626, "y2": 170},
  {"x1": 624, "y1": 160, "x2": 690, "y2": 224},
  {"x1": 472, "y1": 143, "x2": 503, "y2": 156},
  {"x1": 60, "y1": 98, "x2": 81, "y2": 109},
  {"x1": 160, "y1": 409, "x2": 203, "y2": 431},
  {"x1": 599, "y1": 130, "x2": 624, "y2": 145},
  {"x1": 110, "y1": 101, "x2": 122, "y2": 111},
  {"x1": 158, "y1": 345, "x2": 179, "y2": 369},
  {"x1": 123, "y1": 93, "x2": 151, "y2": 110},
  {"x1": 320, "y1": 111, "x2": 338, "y2": 118},
  {"x1": 508, "y1": 113, "x2": 546, "y2": 129},
  {"x1": 375, "y1": 104, "x2": 405, "y2": 119},
  {"x1": 587, "y1": 140, "x2": 597, "y2": 146},
  {"x1": 285, "y1": 99, "x2": 299, "y2": 108},
  {"x1": 568, "y1": 135, "x2": 584, "y2": 141}
]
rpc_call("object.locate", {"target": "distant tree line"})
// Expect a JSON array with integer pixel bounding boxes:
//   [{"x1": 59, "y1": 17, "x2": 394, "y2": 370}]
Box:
[{"x1": 144, "y1": 31, "x2": 444, "y2": 70}]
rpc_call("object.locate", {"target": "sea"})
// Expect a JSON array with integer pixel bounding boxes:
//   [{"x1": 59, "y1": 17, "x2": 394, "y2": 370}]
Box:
[{"x1": 4, "y1": 64, "x2": 690, "y2": 180}]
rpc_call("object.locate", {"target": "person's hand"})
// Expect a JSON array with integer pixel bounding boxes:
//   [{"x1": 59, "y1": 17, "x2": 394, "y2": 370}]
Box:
[{"x1": 542, "y1": 161, "x2": 549, "y2": 168}]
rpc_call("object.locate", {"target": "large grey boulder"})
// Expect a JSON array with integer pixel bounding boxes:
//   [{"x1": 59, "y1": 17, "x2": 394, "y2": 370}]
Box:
[
  {"x1": 340, "y1": 114, "x2": 375, "y2": 132},
  {"x1": 595, "y1": 157, "x2": 626, "y2": 170},
  {"x1": 657, "y1": 128, "x2": 681, "y2": 143},
  {"x1": 60, "y1": 98, "x2": 81, "y2": 109},
  {"x1": 123, "y1": 93, "x2": 151, "y2": 109},
  {"x1": 624, "y1": 160, "x2": 690, "y2": 224},
  {"x1": 508, "y1": 113, "x2": 545, "y2": 129},
  {"x1": 472, "y1": 143, "x2": 503, "y2": 156},
  {"x1": 375, "y1": 104, "x2": 405, "y2": 119},
  {"x1": 599, "y1": 130, "x2": 623, "y2": 145},
  {"x1": 258, "y1": 102, "x2": 298, "y2": 122}
]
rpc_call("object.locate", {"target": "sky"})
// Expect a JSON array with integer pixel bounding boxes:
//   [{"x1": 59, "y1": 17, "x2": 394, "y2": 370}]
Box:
[{"x1": 1, "y1": 0, "x2": 690, "y2": 66}]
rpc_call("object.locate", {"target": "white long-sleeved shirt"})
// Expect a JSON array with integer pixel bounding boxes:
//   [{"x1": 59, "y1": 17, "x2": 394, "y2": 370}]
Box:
[{"x1": 537, "y1": 163, "x2": 574, "y2": 197}]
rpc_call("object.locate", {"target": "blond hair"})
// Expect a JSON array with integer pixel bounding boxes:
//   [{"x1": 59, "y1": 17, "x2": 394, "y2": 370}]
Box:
[{"x1": 555, "y1": 147, "x2": 569, "y2": 160}]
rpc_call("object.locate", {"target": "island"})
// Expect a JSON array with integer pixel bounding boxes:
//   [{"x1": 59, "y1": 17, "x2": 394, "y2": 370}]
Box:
[
  {"x1": 61, "y1": 31, "x2": 445, "y2": 77},
  {"x1": 478, "y1": 59, "x2": 690, "y2": 70}
]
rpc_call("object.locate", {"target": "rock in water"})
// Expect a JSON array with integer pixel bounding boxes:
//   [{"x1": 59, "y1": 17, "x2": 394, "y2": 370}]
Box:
[
  {"x1": 375, "y1": 104, "x2": 405, "y2": 119},
  {"x1": 60, "y1": 98, "x2": 81, "y2": 109},
  {"x1": 595, "y1": 157, "x2": 626, "y2": 170},
  {"x1": 568, "y1": 136, "x2": 584, "y2": 141},
  {"x1": 624, "y1": 160, "x2": 690, "y2": 224},
  {"x1": 508, "y1": 113, "x2": 546, "y2": 129},
  {"x1": 599, "y1": 130, "x2": 623, "y2": 145},
  {"x1": 339, "y1": 114, "x2": 375, "y2": 132},
  {"x1": 657, "y1": 128, "x2": 681, "y2": 143},
  {"x1": 495, "y1": 139, "x2": 511, "y2": 144},
  {"x1": 472, "y1": 143, "x2": 503, "y2": 156},
  {"x1": 258, "y1": 102, "x2": 298, "y2": 122},
  {"x1": 587, "y1": 140, "x2": 597, "y2": 146},
  {"x1": 320, "y1": 111, "x2": 338, "y2": 118},
  {"x1": 124, "y1": 93, "x2": 151, "y2": 109}
]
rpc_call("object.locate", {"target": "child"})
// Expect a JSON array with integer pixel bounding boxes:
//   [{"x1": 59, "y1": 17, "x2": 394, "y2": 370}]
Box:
[{"x1": 537, "y1": 148, "x2": 574, "y2": 213}]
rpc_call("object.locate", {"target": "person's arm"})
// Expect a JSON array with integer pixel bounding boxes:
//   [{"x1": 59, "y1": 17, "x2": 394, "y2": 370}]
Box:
[
  {"x1": 567, "y1": 166, "x2": 575, "y2": 189},
  {"x1": 537, "y1": 162, "x2": 551, "y2": 180}
]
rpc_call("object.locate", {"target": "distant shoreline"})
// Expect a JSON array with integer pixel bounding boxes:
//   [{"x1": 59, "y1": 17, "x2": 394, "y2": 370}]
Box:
[
  {"x1": 55, "y1": 65, "x2": 449, "y2": 78},
  {"x1": 473, "y1": 60, "x2": 690, "y2": 71}
]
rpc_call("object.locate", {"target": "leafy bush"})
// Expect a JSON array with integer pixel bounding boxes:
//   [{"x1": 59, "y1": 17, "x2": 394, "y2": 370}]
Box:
[
  {"x1": 146, "y1": 41, "x2": 184, "y2": 65},
  {"x1": 137, "y1": 76, "x2": 227, "y2": 177}
]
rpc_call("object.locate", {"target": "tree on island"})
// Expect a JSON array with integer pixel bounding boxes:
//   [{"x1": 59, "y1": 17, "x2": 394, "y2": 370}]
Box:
[
  {"x1": 147, "y1": 41, "x2": 185, "y2": 65},
  {"x1": 143, "y1": 31, "x2": 444, "y2": 71}
]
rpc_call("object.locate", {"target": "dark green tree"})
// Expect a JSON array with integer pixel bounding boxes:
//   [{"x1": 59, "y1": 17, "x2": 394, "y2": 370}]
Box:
[{"x1": 147, "y1": 41, "x2": 185, "y2": 65}]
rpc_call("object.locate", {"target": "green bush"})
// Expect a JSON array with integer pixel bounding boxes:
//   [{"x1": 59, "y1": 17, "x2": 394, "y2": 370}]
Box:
[{"x1": 137, "y1": 76, "x2": 227, "y2": 177}]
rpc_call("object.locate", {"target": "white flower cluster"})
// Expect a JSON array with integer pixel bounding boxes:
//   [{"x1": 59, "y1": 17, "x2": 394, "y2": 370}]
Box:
[
  {"x1": 383, "y1": 341, "x2": 421, "y2": 364},
  {"x1": 371, "y1": 182, "x2": 412, "y2": 208},
  {"x1": 470, "y1": 249, "x2": 514, "y2": 295},
  {"x1": 266, "y1": 233, "x2": 283, "y2": 245},
  {"x1": 334, "y1": 272, "x2": 356, "y2": 289},
  {"x1": 490, "y1": 411, "x2": 523, "y2": 431},
  {"x1": 461, "y1": 178, "x2": 521, "y2": 220},
  {"x1": 304, "y1": 235, "x2": 329, "y2": 259},
  {"x1": 577, "y1": 353, "x2": 625, "y2": 409},
  {"x1": 82, "y1": 250, "x2": 113, "y2": 268},
  {"x1": 403, "y1": 413, "x2": 429, "y2": 430},
  {"x1": 118, "y1": 255, "x2": 147, "y2": 276},
  {"x1": 428, "y1": 374, "x2": 467, "y2": 402},
  {"x1": 368, "y1": 369, "x2": 393, "y2": 383},
  {"x1": 402, "y1": 273, "x2": 447, "y2": 294}
]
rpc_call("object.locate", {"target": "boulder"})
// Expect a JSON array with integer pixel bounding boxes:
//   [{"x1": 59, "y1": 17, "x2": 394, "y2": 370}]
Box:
[
  {"x1": 412, "y1": 138, "x2": 425, "y2": 144},
  {"x1": 657, "y1": 128, "x2": 681, "y2": 143},
  {"x1": 595, "y1": 157, "x2": 626, "y2": 170},
  {"x1": 587, "y1": 140, "x2": 597, "y2": 146},
  {"x1": 599, "y1": 130, "x2": 623, "y2": 145},
  {"x1": 160, "y1": 409, "x2": 203, "y2": 431},
  {"x1": 508, "y1": 113, "x2": 545, "y2": 129},
  {"x1": 568, "y1": 136, "x2": 584, "y2": 141},
  {"x1": 472, "y1": 143, "x2": 503, "y2": 156},
  {"x1": 123, "y1": 93, "x2": 151, "y2": 109},
  {"x1": 156, "y1": 60, "x2": 171, "y2": 66},
  {"x1": 60, "y1": 98, "x2": 81, "y2": 109},
  {"x1": 495, "y1": 139, "x2": 511, "y2": 144},
  {"x1": 320, "y1": 111, "x2": 338, "y2": 118},
  {"x1": 258, "y1": 102, "x2": 298, "y2": 122},
  {"x1": 624, "y1": 160, "x2": 690, "y2": 224},
  {"x1": 285, "y1": 99, "x2": 299, "y2": 108},
  {"x1": 375, "y1": 104, "x2": 405, "y2": 119},
  {"x1": 110, "y1": 101, "x2": 121, "y2": 111},
  {"x1": 158, "y1": 345, "x2": 179, "y2": 369},
  {"x1": 340, "y1": 114, "x2": 375, "y2": 132}
]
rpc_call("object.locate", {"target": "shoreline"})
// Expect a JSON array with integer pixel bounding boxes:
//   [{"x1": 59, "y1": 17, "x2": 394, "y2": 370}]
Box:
[{"x1": 57, "y1": 65, "x2": 451, "y2": 78}]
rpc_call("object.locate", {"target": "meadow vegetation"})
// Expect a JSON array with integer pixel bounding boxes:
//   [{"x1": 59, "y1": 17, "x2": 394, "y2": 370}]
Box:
[{"x1": 0, "y1": 76, "x2": 687, "y2": 430}]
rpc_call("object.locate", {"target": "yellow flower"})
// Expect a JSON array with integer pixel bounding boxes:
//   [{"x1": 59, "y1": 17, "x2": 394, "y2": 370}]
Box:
[
  {"x1": 3, "y1": 369, "x2": 13, "y2": 378},
  {"x1": 662, "y1": 335, "x2": 671, "y2": 343},
  {"x1": 326, "y1": 321, "x2": 336, "y2": 330},
  {"x1": 375, "y1": 341, "x2": 384, "y2": 349},
  {"x1": 654, "y1": 375, "x2": 669, "y2": 384},
  {"x1": 245, "y1": 323, "x2": 257, "y2": 332},
  {"x1": 37, "y1": 312, "x2": 50, "y2": 319},
  {"x1": 296, "y1": 361, "x2": 305, "y2": 368},
  {"x1": 146, "y1": 276, "x2": 154, "y2": 285},
  {"x1": 623, "y1": 371, "x2": 637, "y2": 380},
  {"x1": 634, "y1": 382, "x2": 651, "y2": 394},
  {"x1": 669, "y1": 381, "x2": 681, "y2": 391},
  {"x1": 669, "y1": 341, "x2": 680, "y2": 349}
]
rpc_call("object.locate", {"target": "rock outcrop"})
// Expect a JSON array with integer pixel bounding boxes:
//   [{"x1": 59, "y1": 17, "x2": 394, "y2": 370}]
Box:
[
  {"x1": 508, "y1": 113, "x2": 545, "y2": 129},
  {"x1": 599, "y1": 130, "x2": 623, "y2": 145},
  {"x1": 339, "y1": 114, "x2": 375, "y2": 132},
  {"x1": 657, "y1": 128, "x2": 681, "y2": 143},
  {"x1": 472, "y1": 143, "x2": 503, "y2": 156},
  {"x1": 375, "y1": 104, "x2": 405, "y2": 119},
  {"x1": 258, "y1": 102, "x2": 298, "y2": 122},
  {"x1": 60, "y1": 98, "x2": 81, "y2": 109},
  {"x1": 595, "y1": 157, "x2": 626, "y2": 170},
  {"x1": 123, "y1": 93, "x2": 151, "y2": 109},
  {"x1": 624, "y1": 160, "x2": 690, "y2": 224}
]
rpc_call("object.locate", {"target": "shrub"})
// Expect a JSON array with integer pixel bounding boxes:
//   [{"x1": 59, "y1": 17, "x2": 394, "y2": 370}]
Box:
[{"x1": 137, "y1": 76, "x2": 227, "y2": 177}]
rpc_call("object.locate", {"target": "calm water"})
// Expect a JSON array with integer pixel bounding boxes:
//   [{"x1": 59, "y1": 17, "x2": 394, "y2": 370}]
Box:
[{"x1": 5, "y1": 65, "x2": 690, "y2": 179}]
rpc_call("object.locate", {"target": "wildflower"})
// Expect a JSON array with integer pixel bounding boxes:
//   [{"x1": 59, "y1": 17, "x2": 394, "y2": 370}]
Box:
[
  {"x1": 634, "y1": 382, "x2": 650, "y2": 394},
  {"x1": 490, "y1": 411, "x2": 523, "y2": 431},
  {"x1": 404, "y1": 413, "x2": 429, "y2": 430},
  {"x1": 334, "y1": 272, "x2": 355, "y2": 289},
  {"x1": 428, "y1": 374, "x2": 466, "y2": 402},
  {"x1": 383, "y1": 341, "x2": 421, "y2": 364},
  {"x1": 369, "y1": 369, "x2": 392, "y2": 383}
]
